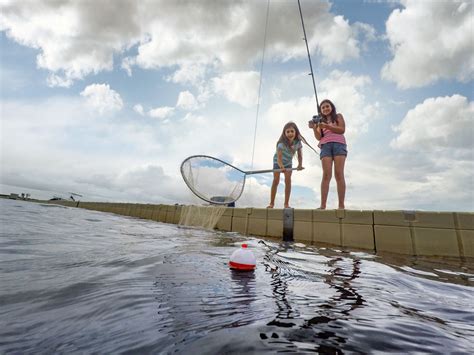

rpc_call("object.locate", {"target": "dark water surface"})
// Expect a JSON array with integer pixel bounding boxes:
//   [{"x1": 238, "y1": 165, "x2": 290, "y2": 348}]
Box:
[{"x1": 1, "y1": 199, "x2": 473, "y2": 354}]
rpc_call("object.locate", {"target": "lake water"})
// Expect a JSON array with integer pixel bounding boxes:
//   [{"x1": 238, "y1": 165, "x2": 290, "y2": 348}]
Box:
[{"x1": 1, "y1": 199, "x2": 473, "y2": 353}]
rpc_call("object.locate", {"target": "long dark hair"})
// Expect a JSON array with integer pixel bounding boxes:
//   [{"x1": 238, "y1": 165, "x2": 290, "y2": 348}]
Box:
[
  {"x1": 320, "y1": 99, "x2": 338, "y2": 124},
  {"x1": 277, "y1": 121, "x2": 318, "y2": 155},
  {"x1": 277, "y1": 122, "x2": 300, "y2": 148}
]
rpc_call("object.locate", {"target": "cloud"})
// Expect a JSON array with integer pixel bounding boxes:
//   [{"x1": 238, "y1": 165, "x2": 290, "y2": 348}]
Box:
[
  {"x1": 339, "y1": 153, "x2": 474, "y2": 211},
  {"x1": 0, "y1": 0, "x2": 142, "y2": 87},
  {"x1": 259, "y1": 69, "x2": 380, "y2": 143},
  {"x1": 137, "y1": 92, "x2": 200, "y2": 121},
  {"x1": 148, "y1": 106, "x2": 174, "y2": 120},
  {"x1": 176, "y1": 91, "x2": 199, "y2": 111},
  {"x1": 167, "y1": 62, "x2": 207, "y2": 86},
  {"x1": 47, "y1": 74, "x2": 74, "y2": 88},
  {"x1": 111, "y1": 165, "x2": 188, "y2": 204},
  {"x1": 318, "y1": 70, "x2": 380, "y2": 141},
  {"x1": 0, "y1": 96, "x2": 184, "y2": 203},
  {"x1": 212, "y1": 71, "x2": 259, "y2": 108},
  {"x1": 382, "y1": 0, "x2": 473, "y2": 88},
  {"x1": 80, "y1": 83, "x2": 123, "y2": 115},
  {"x1": 314, "y1": 15, "x2": 360, "y2": 64},
  {"x1": 391, "y1": 94, "x2": 473, "y2": 156},
  {"x1": 133, "y1": 104, "x2": 145, "y2": 115},
  {"x1": 2, "y1": 91, "x2": 472, "y2": 210},
  {"x1": 377, "y1": 94, "x2": 474, "y2": 211},
  {"x1": 0, "y1": 0, "x2": 370, "y2": 86},
  {"x1": 353, "y1": 22, "x2": 377, "y2": 51}
]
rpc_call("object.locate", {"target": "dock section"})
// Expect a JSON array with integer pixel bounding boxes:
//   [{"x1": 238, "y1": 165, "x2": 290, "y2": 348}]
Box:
[{"x1": 48, "y1": 201, "x2": 473, "y2": 259}]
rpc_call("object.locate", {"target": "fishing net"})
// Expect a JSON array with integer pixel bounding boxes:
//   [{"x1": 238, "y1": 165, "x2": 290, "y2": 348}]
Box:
[
  {"x1": 178, "y1": 205, "x2": 227, "y2": 230},
  {"x1": 180, "y1": 155, "x2": 246, "y2": 205}
]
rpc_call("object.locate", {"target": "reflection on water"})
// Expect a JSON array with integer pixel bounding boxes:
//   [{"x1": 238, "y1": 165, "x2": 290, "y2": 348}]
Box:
[
  {"x1": 0, "y1": 199, "x2": 473, "y2": 354},
  {"x1": 259, "y1": 242, "x2": 366, "y2": 352}
]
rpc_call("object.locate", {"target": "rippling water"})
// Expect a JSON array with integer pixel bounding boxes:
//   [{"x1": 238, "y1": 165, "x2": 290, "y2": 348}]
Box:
[{"x1": 1, "y1": 199, "x2": 473, "y2": 354}]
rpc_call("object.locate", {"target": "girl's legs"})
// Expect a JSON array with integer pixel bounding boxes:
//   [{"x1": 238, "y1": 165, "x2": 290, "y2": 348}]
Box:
[
  {"x1": 268, "y1": 171, "x2": 280, "y2": 208},
  {"x1": 283, "y1": 170, "x2": 292, "y2": 208},
  {"x1": 334, "y1": 155, "x2": 346, "y2": 209},
  {"x1": 320, "y1": 157, "x2": 333, "y2": 209}
]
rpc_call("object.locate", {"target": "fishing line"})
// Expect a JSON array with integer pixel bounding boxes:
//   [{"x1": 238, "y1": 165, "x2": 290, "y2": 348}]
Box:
[
  {"x1": 297, "y1": 0, "x2": 320, "y2": 115},
  {"x1": 250, "y1": 0, "x2": 270, "y2": 173}
]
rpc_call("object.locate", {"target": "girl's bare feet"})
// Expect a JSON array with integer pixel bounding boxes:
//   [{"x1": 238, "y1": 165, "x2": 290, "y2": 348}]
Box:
[
  {"x1": 267, "y1": 204, "x2": 274, "y2": 208},
  {"x1": 317, "y1": 206, "x2": 326, "y2": 210},
  {"x1": 284, "y1": 204, "x2": 290, "y2": 208}
]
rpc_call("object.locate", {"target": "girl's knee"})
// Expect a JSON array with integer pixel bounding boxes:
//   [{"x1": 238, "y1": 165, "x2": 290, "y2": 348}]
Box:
[
  {"x1": 322, "y1": 172, "x2": 332, "y2": 182},
  {"x1": 334, "y1": 171, "x2": 345, "y2": 182}
]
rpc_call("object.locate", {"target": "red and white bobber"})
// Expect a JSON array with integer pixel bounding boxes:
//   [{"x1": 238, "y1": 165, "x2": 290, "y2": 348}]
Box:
[{"x1": 229, "y1": 243, "x2": 256, "y2": 271}]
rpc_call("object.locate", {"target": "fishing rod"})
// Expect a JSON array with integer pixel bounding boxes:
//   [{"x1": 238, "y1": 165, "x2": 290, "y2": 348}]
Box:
[{"x1": 297, "y1": 0, "x2": 320, "y2": 117}]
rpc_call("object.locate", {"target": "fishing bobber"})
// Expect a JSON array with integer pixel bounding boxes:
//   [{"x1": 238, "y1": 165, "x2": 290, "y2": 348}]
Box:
[{"x1": 229, "y1": 244, "x2": 256, "y2": 271}]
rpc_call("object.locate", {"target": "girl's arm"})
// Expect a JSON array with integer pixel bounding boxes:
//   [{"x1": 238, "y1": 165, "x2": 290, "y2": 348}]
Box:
[
  {"x1": 277, "y1": 149, "x2": 285, "y2": 170},
  {"x1": 296, "y1": 148, "x2": 303, "y2": 170},
  {"x1": 310, "y1": 123, "x2": 322, "y2": 141},
  {"x1": 319, "y1": 113, "x2": 346, "y2": 134}
]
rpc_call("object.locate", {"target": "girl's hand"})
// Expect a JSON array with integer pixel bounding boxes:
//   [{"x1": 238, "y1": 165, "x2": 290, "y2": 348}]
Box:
[
  {"x1": 278, "y1": 165, "x2": 285, "y2": 171},
  {"x1": 318, "y1": 122, "x2": 328, "y2": 129}
]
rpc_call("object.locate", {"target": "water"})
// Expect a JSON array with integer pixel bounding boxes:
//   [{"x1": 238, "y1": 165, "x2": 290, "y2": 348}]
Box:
[{"x1": 1, "y1": 199, "x2": 473, "y2": 354}]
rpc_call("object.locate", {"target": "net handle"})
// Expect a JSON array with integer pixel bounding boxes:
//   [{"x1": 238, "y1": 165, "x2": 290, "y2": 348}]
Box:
[
  {"x1": 245, "y1": 167, "x2": 299, "y2": 175},
  {"x1": 180, "y1": 155, "x2": 302, "y2": 205},
  {"x1": 182, "y1": 155, "x2": 300, "y2": 176}
]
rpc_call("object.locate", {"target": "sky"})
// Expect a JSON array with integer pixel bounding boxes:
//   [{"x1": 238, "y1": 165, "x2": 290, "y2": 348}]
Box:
[{"x1": 0, "y1": 0, "x2": 473, "y2": 211}]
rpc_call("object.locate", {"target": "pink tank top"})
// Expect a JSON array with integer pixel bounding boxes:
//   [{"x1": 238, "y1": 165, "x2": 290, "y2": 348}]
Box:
[{"x1": 319, "y1": 119, "x2": 346, "y2": 146}]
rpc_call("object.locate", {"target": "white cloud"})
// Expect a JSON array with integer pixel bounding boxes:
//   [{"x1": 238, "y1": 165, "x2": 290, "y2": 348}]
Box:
[
  {"x1": 1, "y1": 1, "x2": 471, "y2": 212},
  {"x1": 47, "y1": 74, "x2": 73, "y2": 88},
  {"x1": 121, "y1": 57, "x2": 134, "y2": 77},
  {"x1": 133, "y1": 104, "x2": 144, "y2": 115},
  {"x1": 339, "y1": 153, "x2": 474, "y2": 212},
  {"x1": 382, "y1": 0, "x2": 473, "y2": 88},
  {"x1": 111, "y1": 165, "x2": 188, "y2": 204},
  {"x1": 0, "y1": 0, "x2": 142, "y2": 87},
  {"x1": 315, "y1": 15, "x2": 360, "y2": 64},
  {"x1": 0, "y1": 97, "x2": 184, "y2": 203},
  {"x1": 167, "y1": 62, "x2": 207, "y2": 86},
  {"x1": 212, "y1": 71, "x2": 259, "y2": 108},
  {"x1": 0, "y1": 1, "x2": 369, "y2": 86},
  {"x1": 319, "y1": 70, "x2": 380, "y2": 141},
  {"x1": 2, "y1": 93, "x2": 473, "y2": 210},
  {"x1": 80, "y1": 84, "x2": 123, "y2": 115},
  {"x1": 176, "y1": 91, "x2": 199, "y2": 111},
  {"x1": 391, "y1": 94, "x2": 473, "y2": 155},
  {"x1": 246, "y1": 69, "x2": 379, "y2": 174},
  {"x1": 370, "y1": 94, "x2": 474, "y2": 211},
  {"x1": 261, "y1": 70, "x2": 380, "y2": 143},
  {"x1": 353, "y1": 22, "x2": 377, "y2": 51},
  {"x1": 148, "y1": 106, "x2": 174, "y2": 119}
]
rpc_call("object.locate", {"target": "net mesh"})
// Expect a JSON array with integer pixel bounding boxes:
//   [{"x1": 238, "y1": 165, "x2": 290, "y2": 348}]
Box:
[
  {"x1": 180, "y1": 156, "x2": 246, "y2": 204},
  {"x1": 178, "y1": 205, "x2": 227, "y2": 230}
]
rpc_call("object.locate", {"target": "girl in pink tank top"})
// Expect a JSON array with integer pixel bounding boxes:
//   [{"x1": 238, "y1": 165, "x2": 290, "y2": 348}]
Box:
[{"x1": 308, "y1": 99, "x2": 347, "y2": 209}]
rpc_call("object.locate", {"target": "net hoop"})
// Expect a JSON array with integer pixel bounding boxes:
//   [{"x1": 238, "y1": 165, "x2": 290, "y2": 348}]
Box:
[{"x1": 180, "y1": 155, "x2": 246, "y2": 205}]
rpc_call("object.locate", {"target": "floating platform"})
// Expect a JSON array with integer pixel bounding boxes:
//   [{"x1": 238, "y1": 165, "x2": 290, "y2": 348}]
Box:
[{"x1": 46, "y1": 201, "x2": 473, "y2": 259}]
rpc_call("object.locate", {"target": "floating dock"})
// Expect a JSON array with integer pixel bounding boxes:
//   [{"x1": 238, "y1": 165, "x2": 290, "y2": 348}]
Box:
[{"x1": 47, "y1": 201, "x2": 473, "y2": 259}]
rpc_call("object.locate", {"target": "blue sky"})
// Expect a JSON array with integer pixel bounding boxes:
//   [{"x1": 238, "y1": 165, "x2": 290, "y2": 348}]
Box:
[{"x1": 1, "y1": 0, "x2": 473, "y2": 211}]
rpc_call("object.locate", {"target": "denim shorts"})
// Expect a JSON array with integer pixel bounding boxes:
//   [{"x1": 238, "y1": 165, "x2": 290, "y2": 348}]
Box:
[
  {"x1": 273, "y1": 162, "x2": 292, "y2": 169},
  {"x1": 320, "y1": 142, "x2": 348, "y2": 159}
]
